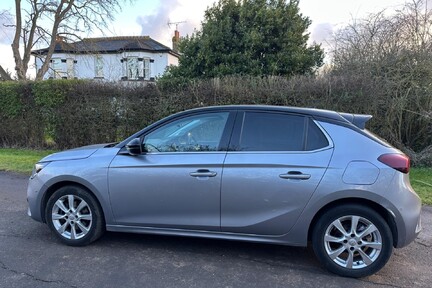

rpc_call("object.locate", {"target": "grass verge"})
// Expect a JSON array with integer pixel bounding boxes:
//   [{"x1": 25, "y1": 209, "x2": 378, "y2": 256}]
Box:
[
  {"x1": 410, "y1": 168, "x2": 432, "y2": 205},
  {"x1": 0, "y1": 148, "x2": 56, "y2": 174},
  {"x1": 0, "y1": 148, "x2": 431, "y2": 205}
]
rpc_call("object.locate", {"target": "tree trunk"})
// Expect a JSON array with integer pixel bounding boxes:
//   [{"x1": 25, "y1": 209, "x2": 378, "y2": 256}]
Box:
[
  {"x1": 35, "y1": 0, "x2": 74, "y2": 80},
  {"x1": 11, "y1": 0, "x2": 26, "y2": 80}
]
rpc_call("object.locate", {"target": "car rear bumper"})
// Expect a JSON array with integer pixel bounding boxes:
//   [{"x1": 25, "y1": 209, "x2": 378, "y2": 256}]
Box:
[{"x1": 385, "y1": 172, "x2": 422, "y2": 248}]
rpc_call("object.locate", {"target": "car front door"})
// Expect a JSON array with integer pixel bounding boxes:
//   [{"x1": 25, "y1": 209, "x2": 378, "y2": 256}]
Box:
[
  {"x1": 221, "y1": 111, "x2": 333, "y2": 235},
  {"x1": 108, "y1": 111, "x2": 235, "y2": 231}
]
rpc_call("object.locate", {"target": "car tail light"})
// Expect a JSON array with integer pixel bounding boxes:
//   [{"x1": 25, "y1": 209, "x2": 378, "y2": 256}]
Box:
[{"x1": 378, "y1": 153, "x2": 410, "y2": 174}]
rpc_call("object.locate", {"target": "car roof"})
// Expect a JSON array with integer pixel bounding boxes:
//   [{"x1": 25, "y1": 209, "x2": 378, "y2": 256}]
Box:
[
  {"x1": 116, "y1": 105, "x2": 368, "y2": 148},
  {"x1": 183, "y1": 105, "x2": 348, "y2": 122}
]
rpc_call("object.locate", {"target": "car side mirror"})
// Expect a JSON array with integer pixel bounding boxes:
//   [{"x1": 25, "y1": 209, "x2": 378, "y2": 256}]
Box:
[{"x1": 126, "y1": 138, "x2": 143, "y2": 155}]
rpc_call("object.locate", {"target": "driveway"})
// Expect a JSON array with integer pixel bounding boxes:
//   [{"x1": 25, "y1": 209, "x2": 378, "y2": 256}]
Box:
[{"x1": 0, "y1": 171, "x2": 431, "y2": 288}]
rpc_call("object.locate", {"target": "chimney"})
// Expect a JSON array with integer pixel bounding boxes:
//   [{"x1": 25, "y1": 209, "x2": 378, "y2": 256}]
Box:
[{"x1": 172, "y1": 30, "x2": 180, "y2": 52}]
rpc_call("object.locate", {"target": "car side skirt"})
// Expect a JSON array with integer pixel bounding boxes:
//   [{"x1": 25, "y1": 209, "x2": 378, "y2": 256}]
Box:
[{"x1": 106, "y1": 224, "x2": 305, "y2": 247}]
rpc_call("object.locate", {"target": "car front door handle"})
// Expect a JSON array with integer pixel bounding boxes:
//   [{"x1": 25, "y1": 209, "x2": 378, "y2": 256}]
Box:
[
  {"x1": 279, "y1": 171, "x2": 311, "y2": 180},
  {"x1": 190, "y1": 169, "x2": 217, "y2": 178}
]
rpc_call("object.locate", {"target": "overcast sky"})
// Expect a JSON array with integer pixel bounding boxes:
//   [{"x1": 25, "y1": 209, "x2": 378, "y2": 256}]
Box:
[{"x1": 0, "y1": 0, "x2": 413, "y2": 78}]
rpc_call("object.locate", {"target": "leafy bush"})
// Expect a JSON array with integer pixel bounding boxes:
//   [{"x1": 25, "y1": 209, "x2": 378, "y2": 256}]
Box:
[
  {"x1": 0, "y1": 81, "x2": 22, "y2": 117},
  {"x1": 0, "y1": 81, "x2": 45, "y2": 147}
]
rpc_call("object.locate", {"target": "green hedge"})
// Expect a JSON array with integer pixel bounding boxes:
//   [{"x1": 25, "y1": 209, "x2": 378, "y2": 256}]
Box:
[
  {"x1": 0, "y1": 82, "x2": 45, "y2": 147},
  {"x1": 0, "y1": 77, "x2": 430, "y2": 165},
  {"x1": 0, "y1": 80, "x2": 161, "y2": 149}
]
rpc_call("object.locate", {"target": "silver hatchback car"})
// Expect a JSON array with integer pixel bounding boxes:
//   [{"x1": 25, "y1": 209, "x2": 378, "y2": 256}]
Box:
[{"x1": 27, "y1": 105, "x2": 421, "y2": 278}]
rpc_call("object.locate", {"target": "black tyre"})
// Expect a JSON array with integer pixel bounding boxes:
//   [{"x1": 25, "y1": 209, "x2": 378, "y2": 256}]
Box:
[
  {"x1": 312, "y1": 204, "x2": 393, "y2": 278},
  {"x1": 45, "y1": 185, "x2": 105, "y2": 246}
]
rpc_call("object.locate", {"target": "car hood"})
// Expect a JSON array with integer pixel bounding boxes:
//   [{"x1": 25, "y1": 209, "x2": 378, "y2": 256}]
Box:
[{"x1": 39, "y1": 143, "x2": 110, "y2": 162}]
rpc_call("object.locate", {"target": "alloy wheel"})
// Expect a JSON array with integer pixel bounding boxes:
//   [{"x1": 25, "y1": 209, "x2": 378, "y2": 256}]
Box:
[
  {"x1": 51, "y1": 194, "x2": 93, "y2": 240},
  {"x1": 324, "y1": 215, "x2": 382, "y2": 269}
]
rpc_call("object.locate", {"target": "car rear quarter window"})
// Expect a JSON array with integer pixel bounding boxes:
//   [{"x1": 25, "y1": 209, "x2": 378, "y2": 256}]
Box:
[
  {"x1": 306, "y1": 119, "x2": 329, "y2": 150},
  {"x1": 239, "y1": 112, "x2": 306, "y2": 151}
]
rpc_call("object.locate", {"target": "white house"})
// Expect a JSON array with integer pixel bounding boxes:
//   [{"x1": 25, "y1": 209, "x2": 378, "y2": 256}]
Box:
[{"x1": 31, "y1": 36, "x2": 180, "y2": 82}]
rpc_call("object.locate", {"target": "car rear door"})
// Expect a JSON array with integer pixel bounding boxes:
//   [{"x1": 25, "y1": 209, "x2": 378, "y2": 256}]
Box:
[{"x1": 221, "y1": 110, "x2": 333, "y2": 235}]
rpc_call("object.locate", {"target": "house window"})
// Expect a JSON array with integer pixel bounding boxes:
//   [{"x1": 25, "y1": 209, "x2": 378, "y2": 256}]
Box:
[
  {"x1": 95, "y1": 55, "x2": 104, "y2": 78},
  {"x1": 143, "y1": 58, "x2": 150, "y2": 80},
  {"x1": 50, "y1": 58, "x2": 63, "y2": 79},
  {"x1": 122, "y1": 57, "x2": 151, "y2": 80},
  {"x1": 66, "y1": 58, "x2": 75, "y2": 78},
  {"x1": 127, "y1": 57, "x2": 139, "y2": 80}
]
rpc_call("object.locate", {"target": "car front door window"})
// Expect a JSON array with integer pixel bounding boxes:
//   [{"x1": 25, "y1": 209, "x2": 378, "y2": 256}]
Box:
[{"x1": 143, "y1": 112, "x2": 229, "y2": 152}]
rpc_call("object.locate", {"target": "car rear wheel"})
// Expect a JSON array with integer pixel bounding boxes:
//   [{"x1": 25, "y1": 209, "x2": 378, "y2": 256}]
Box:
[
  {"x1": 46, "y1": 185, "x2": 105, "y2": 246},
  {"x1": 312, "y1": 204, "x2": 393, "y2": 278}
]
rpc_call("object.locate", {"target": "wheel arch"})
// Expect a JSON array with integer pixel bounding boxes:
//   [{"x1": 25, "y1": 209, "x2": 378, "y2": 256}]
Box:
[
  {"x1": 41, "y1": 180, "x2": 107, "y2": 224},
  {"x1": 307, "y1": 198, "x2": 398, "y2": 247}
]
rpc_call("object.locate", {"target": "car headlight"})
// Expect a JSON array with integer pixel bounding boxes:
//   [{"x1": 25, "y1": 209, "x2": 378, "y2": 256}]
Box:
[{"x1": 31, "y1": 162, "x2": 50, "y2": 179}]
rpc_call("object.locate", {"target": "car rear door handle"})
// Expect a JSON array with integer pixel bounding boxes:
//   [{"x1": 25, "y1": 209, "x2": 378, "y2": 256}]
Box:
[
  {"x1": 279, "y1": 171, "x2": 311, "y2": 180},
  {"x1": 190, "y1": 169, "x2": 217, "y2": 177}
]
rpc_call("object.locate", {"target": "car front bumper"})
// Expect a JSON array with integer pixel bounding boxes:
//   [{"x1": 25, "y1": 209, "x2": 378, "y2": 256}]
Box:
[{"x1": 27, "y1": 175, "x2": 47, "y2": 223}]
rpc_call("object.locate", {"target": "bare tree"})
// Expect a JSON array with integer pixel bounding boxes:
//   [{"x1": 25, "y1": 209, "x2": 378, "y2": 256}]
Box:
[
  {"x1": 9, "y1": 0, "x2": 126, "y2": 80},
  {"x1": 330, "y1": 0, "x2": 432, "y2": 155},
  {"x1": 331, "y1": 0, "x2": 432, "y2": 73},
  {"x1": 0, "y1": 10, "x2": 13, "y2": 80}
]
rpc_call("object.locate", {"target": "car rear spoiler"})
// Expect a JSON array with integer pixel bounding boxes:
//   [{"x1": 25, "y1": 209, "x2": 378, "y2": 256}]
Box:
[{"x1": 339, "y1": 113, "x2": 372, "y2": 130}]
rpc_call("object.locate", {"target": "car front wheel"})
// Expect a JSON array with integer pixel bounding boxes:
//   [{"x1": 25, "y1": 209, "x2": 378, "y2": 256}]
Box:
[
  {"x1": 312, "y1": 204, "x2": 393, "y2": 278},
  {"x1": 46, "y1": 185, "x2": 105, "y2": 246}
]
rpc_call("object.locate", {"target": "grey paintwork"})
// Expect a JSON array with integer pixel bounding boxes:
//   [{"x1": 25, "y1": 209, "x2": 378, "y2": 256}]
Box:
[
  {"x1": 220, "y1": 148, "x2": 333, "y2": 235},
  {"x1": 108, "y1": 152, "x2": 226, "y2": 230},
  {"x1": 40, "y1": 143, "x2": 109, "y2": 162},
  {"x1": 342, "y1": 161, "x2": 380, "y2": 185},
  {"x1": 27, "y1": 147, "x2": 120, "y2": 224},
  {"x1": 27, "y1": 105, "x2": 422, "y2": 249}
]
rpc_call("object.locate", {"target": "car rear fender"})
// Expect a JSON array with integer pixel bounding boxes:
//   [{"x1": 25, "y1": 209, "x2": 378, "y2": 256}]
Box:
[{"x1": 284, "y1": 190, "x2": 399, "y2": 247}]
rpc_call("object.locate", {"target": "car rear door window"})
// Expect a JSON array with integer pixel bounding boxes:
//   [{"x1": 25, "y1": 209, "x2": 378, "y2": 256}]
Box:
[{"x1": 239, "y1": 112, "x2": 306, "y2": 151}]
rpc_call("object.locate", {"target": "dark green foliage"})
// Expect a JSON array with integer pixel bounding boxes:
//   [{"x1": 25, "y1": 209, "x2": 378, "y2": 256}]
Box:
[
  {"x1": 0, "y1": 82, "x2": 45, "y2": 147},
  {"x1": 0, "y1": 81, "x2": 163, "y2": 149},
  {"x1": 164, "y1": 0, "x2": 323, "y2": 80},
  {"x1": 0, "y1": 82, "x2": 22, "y2": 118}
]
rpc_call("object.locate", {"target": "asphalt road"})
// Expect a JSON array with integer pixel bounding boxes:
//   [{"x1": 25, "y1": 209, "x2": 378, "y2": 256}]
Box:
[{"x1": 0, "y1": 171, "x2": 431, "y2": 288}]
